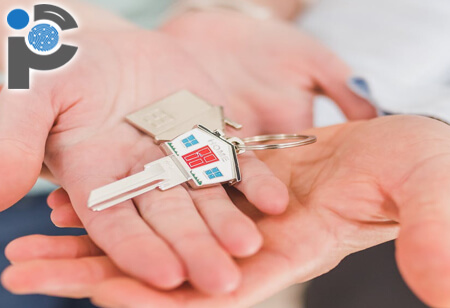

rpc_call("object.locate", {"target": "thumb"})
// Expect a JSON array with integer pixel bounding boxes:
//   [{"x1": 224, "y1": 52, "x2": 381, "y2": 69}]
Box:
[
  {"x1": 0, "y1": 89, "x2": 54, "y2": 210},
  {"x1": 393, "y1": 155, "x2": 450, "y2": 307},
  {"x1": 311, "y1": 51, "x2": 377, "y2": 120}
]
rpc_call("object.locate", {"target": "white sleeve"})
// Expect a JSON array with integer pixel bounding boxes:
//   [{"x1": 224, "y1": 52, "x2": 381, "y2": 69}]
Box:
[{"x1": 299, "y1": 0, "x2": 450, "y2": 122}]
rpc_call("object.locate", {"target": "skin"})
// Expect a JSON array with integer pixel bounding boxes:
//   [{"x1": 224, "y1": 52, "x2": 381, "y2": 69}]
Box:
[
  {"x1": 199, "y1": 0, "x2": 304, "y2": 20},
  {"x1": 0, "y1": 1, "x2": 375, "y2": 295},
  {"x1": 3, "y1": 115, "x2": 450, "y2": 308},
  {"x1": 161, "y1": 10, "x2": 376, "y2": 132},
  {"x1": 0, "y1": 30, "x2": 292, "y2": 295},
  {"x1": 251, "y1": 0, "x2": 303, "y2": 20}
]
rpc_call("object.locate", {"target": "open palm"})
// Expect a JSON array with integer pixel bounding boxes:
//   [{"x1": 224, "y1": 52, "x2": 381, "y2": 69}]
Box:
[
  {"x1": 162, "y1": 11, "x2": 376, "y2": 133},
  {"x1": 4, "y1": 115, "x2": 450, "y2": 308},
  {"x1": 0, "y1": 7, "x2": 384, "y2": 294},
  {"x1": 1, "y1": 30, "x2": 297, "y2": 294}
]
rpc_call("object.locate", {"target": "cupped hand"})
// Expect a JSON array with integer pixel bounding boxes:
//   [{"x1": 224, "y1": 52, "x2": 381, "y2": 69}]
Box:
[
  {"x1": 4, "y1": 115, "x2": 450, "y2": 308},
  {"x1": 0, "y1": 9, "x2": 381, "y2": 295},
  {"x1": 0, "y1": 30, "x2": 291, "y2": 294},
  {"x1": 161, "y1": 11, "x2": 377, "y2": 133}
]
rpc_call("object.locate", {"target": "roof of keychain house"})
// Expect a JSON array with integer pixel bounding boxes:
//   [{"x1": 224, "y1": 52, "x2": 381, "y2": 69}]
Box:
[{"x1": 126, "y1": 90, "x2": 241, "y2": 143}]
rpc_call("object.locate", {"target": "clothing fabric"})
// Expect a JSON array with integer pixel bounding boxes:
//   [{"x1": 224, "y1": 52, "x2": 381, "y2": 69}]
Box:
[
  {"x1": 299, "y1": 1, "x2": 444, "y2": 307},
  {"x1": 305, "y1": 241, "x2": 427, "y2": 308},
  {"x1": 300, "y1": 0, "x2": 450, "y2": 123}
]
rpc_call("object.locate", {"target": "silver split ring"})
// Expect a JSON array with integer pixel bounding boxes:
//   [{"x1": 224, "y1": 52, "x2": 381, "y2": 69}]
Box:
[{"x1": 235, "y1": 134, "x2": 317, "y2": 151}]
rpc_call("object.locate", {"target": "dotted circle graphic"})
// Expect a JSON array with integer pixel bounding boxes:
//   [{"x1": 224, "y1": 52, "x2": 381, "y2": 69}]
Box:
[
  {"x1": 28, "y1": 24, "x2": 59, "y2": 52},
  {"x1": 7, "y1": 9, "x2": 30, "y2": 30}
]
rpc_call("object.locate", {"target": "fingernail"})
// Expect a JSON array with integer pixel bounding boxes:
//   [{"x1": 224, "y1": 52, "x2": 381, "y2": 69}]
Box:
[
  {"x1": 347, "y1": 76, "x2": 387, "y2": 116},
  {"x1": 347, "y1": 76, "x2": 374, "y2": 100}
]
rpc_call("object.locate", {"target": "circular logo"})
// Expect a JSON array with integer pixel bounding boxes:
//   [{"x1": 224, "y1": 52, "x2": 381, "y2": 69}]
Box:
[
  {"x1": 28, "y1": 24, "x2": 59, "y2": 52},
  {"x1": 7, "y1": 9, "x2": 29, "y2": 30}
]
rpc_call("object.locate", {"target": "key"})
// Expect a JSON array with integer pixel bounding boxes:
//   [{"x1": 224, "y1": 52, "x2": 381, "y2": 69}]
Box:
[
  {"x1": 87, "y1": 156, "x2": 188, "y2": 211},
  {"x1": 88, "y1": 125, "x2": 242, "y2": 211},
  {"x1": 126, "y1": 90, "x2": 242, "y2": 143}
]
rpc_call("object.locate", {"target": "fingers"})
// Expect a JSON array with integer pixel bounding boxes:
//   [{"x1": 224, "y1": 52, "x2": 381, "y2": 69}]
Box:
[
  {"x1": 392, "y1": 156, "x2": 450, "y2": 307},
  {"x1": 234, "y1": 152, "x2": 289, "y2": 215},
  {"x1": 0, "y1": 236, "x2": 297, "y2": 307},
  {"x1": 0, "y1": 90, "x2": 55, "y2": 210},
  {"x1": 51, "y1": 182, "x2": 245, "y2": 294},
  {"x1": 47, "y1": 187, "x2": 70, "y2": 210},
  {"x1": 135, "y1": 186, "x2": 241, "y2": 295},
  {"x1": 1, "y1": 256, "x2": 122, "y2": 298},
  {"x1": 45, "y1": 154, "x2": 283, "y2": 295},
  {"x1": 48, "y1": 185, "x2": 264, "y2": 258},
  {"x1": 51, "y1": 203, "x2": 84, "y2": 228},
  {"x1": 91, "y1": 247, "x2": 295, "y2": 308},
  {"x1": 64, "y1": 177, "x2": 187, "y2": 290},
  {"x1": 48, "y1": 183, "x2": 261, "y2": 292},
  {"x1": 309, "y1": 46, "x2": 377, "y2": 120},
  {"x1": 188, "y1": 186, "x2": 263, "y2": 257},
  {"x1": 5, "y1": 235, "x2": 103, "y2": 263},
  {"x1": 94, "y1": 278, "x2": 184, "y2": 308},
  {"x1": 48, "y1": 188, "x2": 84, "y2": 228}
]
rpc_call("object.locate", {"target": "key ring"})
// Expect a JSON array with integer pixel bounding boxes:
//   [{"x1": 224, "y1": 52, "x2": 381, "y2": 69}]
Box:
[{"x1": 233, "y1": 134, "x2": 317, "y2": 152}]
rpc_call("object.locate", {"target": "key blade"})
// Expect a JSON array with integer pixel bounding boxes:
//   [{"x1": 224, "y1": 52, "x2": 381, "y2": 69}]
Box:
[
  {"x1": 88, "y1": 156, "x2": 184, "y2": 211},
  {"x1": 88, "y1": 180, "x2": 164, "y2": 212},
  {"x1": 88, "y1": 168, "x2": 165, "y2": 212}
]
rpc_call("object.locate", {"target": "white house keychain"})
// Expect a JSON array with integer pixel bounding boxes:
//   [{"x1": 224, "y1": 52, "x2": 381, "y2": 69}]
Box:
[{"x1": 87, "y1": 92, "x2": 317, "y2": 211}]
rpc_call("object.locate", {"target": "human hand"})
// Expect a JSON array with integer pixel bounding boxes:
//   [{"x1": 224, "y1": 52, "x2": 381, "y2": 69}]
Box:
[
  {"x1": 0, "y1": 5, "x2": 379, "y2": 295},
  {"x1": 161, "y1": 10, "x2": 377, "y2": 134},
  {"x1": 0, "y1": 29, "x2": 291, "y2": 294},
  {"x1": 4, "y1": 115, "x2": 450, "y2": 308}
]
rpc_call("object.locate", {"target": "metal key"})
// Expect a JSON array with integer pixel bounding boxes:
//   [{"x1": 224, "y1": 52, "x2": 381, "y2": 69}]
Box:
[
  {"x1": 89, "y1": 90, "x2": 317, "y2": 211},
  {"x1": 88, "y1": 125, "x2": 241, "y2": 211}
]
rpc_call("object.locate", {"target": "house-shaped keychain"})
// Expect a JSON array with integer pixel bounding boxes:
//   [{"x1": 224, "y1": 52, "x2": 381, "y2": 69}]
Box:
[
  {"x1": 88, "y1": 94, "x2": 316, "y2": 211},
  {"x1": 160, "y1": 125, "x2": 242, "y2": 188}
]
